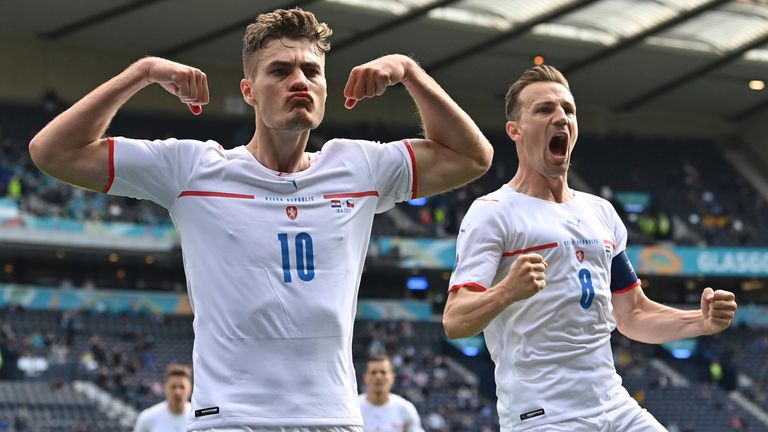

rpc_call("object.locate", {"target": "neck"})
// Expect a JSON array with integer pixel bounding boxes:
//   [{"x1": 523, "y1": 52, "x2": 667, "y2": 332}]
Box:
[
  {"x1": 366, "y1": 392, "x2": 390, "y2": 406},
  {"x1": 509, "y1": 167, "x2": 573, "y2": 203},
  {"x1": 167, "y1": 400, "x2": 185, "y2": 415},
  {"x1": 245, "y1": 125, "x2": 311, "y2": 173}
]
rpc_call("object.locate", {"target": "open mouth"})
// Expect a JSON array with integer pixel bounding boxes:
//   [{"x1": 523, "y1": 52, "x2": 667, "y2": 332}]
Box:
[{"x1": 549, "y1": 132, "x2": 568, "y2": 158}]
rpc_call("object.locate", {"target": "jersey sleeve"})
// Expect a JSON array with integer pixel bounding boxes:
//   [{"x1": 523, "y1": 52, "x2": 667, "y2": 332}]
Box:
[
  {"x1": 106, "y1": 136, "x2": 206, "y2": 208},
  {"x1": 448, "y1": 201, "x2": 505, "y2": 292},
  {"x1": 606, "y1": 201, "x2": 640, "y2": 293},
  {"x1": 356, "y1": 139, "x2": 416, "y2": 213},
  {"x1": 609, "y1": 203, "x2": 628, "y2": 257},
  {"x1": 132, "y1": 410, "x2": 148, "y2": 432}
]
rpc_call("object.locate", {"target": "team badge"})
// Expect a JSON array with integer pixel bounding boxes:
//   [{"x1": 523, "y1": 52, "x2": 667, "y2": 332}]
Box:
[
  {"x1": 286, "y1": 206, "x2": 298, "y2": 220},
  {"x1": 346, "y1": 199, "x2": 355, "y2": 208},
  {"x1": 576, "y1": 250, "x2": 585, "y2": 263}
]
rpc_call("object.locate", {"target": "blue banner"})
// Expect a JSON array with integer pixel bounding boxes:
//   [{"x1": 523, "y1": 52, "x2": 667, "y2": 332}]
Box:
[
  {"x1": 625, "y1": 246, "x2": 768, "y2": 277},
  {"x1": 0, "y1": 285, "x2": 433, "y2": 321},
  {"x1": 372, "y1": 238, "x2": 768, "y2": 277}
]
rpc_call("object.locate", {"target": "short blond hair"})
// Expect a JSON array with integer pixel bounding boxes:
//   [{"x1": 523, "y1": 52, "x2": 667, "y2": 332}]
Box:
[
  {"x1": 505, "y1": 65, "x2": 569, "y2": 121},
  {"x1": 164, "y1": 363, "x2": 191, "y2": 381},
  {"x1": 242, "y1": 8, "x2": 332, "y2": 75}
]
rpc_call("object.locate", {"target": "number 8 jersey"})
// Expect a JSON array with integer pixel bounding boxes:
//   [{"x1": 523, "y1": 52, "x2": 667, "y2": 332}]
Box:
[
  {"x1": 449, "y1": 186, "x2": 640, "y2": 432},
  {"x1": 105, "y1": 136, "x2": 416, "y2": 430}
]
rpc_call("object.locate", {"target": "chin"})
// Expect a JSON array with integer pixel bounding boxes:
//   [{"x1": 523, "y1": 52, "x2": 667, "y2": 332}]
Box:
[{"x1": 279, "y1": 116, "x2": 317, "y2": 131}]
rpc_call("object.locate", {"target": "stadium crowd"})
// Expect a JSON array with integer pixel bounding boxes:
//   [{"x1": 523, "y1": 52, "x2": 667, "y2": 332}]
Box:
[{"x1": 1, "y1": 102, "x2": 767, "y2": 247}]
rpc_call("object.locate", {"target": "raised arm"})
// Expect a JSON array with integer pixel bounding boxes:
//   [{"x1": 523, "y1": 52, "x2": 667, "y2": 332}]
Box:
[
  {"x1": 443, "y1": 253, "x2": 547, "y2": 339},
  {"x1": 29, "y1": 57, "x2": 209, "y2": 191},
  {"x1": 343, "y1": 54, "x2": 493, "y2": 197},
  {"x1": 611, "y1": 286, "x2": 737, "y2": 344}
]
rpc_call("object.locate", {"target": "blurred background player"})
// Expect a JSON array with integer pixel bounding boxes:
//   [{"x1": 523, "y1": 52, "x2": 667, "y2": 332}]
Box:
[
  {"x1": 133, "y1": 363, "x2": 192, "y2": 432},
  {"x1": 359, "y1": 355, "x2": 424, "y2": 432},
  {"x1": 28, "y1": 6, "x2": 492, "y2": 432},
  {"x1": 443, "y1": 65, "x2": 738, "y2": 432}
]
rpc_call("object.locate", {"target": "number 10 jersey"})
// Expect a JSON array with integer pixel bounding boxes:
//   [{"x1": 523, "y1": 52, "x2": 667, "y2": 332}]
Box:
[{"x1": 106, "y1": 136, "x2": 416, "y2": 430}]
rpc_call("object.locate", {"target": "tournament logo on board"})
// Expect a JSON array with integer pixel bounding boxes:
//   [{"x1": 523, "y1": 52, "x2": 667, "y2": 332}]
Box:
[
  {"x1": 576, "y1": 250, "x2": 585, "y2": 263},
  {"x1": 286, "y1": 206, "x2": 298, "y2": 220}
]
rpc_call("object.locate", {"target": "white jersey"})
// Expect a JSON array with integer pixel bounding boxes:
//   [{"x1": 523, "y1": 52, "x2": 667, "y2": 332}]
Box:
[
  {"x1": 107, "y1": 136, "x2": 416, "y2": 430},
  {"x1": 133, "y1": 401, "x2": 192, "y2": 432},
  {"x1": 449, "y1": 186, "x2": 637, "y2": 431},
  {"x1": 358, "y1": 394, "x2": 424, "y2": 432}
]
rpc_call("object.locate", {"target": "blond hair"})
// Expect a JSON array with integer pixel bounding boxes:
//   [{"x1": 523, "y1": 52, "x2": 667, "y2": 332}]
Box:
[
  {"x1": 164, "y1": 363, "x2": 192, "y2": 381},
  {"x1": 505, "y1": 65, "x2": 569, "y2": 121}
]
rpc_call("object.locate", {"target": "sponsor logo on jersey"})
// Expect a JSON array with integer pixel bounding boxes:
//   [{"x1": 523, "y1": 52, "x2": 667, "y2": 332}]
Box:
[
  {"x1": 286, "y1": 206, "x2": 298, "y2": 220},
  {"x1": 565, "y1": 218, "x2": 582, "y2": 229},
  {"x1": 520, "y1": 408, "x2": 545, "y2": 421},
  {"x1": 576, "y1": 250, "x2": 585, "y2": 263},
  {"x1": 194, "y1": 406, "x2": 219, "y2": 417}
]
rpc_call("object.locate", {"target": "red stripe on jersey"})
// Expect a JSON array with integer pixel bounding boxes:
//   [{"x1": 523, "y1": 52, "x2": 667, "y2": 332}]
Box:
[
  {"x1": 503, "y1": 242, "x2": 558, "y2": 257},
  {"x1": 403, "y1": 139, "x2": 418, "y2": 199},
  {"x1": 178, "y1": 191, "x2": 255, "y2": 199},
  {"x1": 613, "y1": 280, "x2": 641, "y2": 294},
  {"x1": 448, "y1": 282, "x2": 488, "y2": 293},
  {"x1": 603, "y1": 239, "x2": 616, "y2": 249},
  {"x1": 323, "y1": 191, "x2": 379, "y2": 199},
  {"x1": 103, "y1": 137, "x2": 115, "y2": 193}
]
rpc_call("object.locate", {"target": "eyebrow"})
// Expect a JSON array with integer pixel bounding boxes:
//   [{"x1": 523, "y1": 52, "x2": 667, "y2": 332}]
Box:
[
  {"x1": 265, "y1": 60, "x2": 322, "y2": 69},
  {"x1": 532, "y1": 100, "x2": 576, "y2": 110}
]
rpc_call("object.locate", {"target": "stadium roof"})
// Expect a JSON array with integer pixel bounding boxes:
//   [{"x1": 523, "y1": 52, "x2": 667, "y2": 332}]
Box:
[{"x1": 2, "y1": 0, "x2": 768, "y2": 122}]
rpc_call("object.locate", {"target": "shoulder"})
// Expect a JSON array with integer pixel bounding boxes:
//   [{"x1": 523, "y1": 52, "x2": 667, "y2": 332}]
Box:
[
  {"x1": 390, "y1": 393, "x2": 417, "y2": 409},
  {"x1": 323, "y1": 137, "x2": 408, "y2": 156},
  {"x1": 576, "y1": 192, "x2": 626, "y2": 238},
  {"x1": 114, "y1": 136, "x2": 217, "y2": 150},
  {"x1": 313, "y1": 138, "x2": 371, "y2": 164},
  {"x1": 146, "y1": 401, "x2": 168, "y2": 415},
  {"x1": 463, "y1": 187, "x2": 513, "y2": 224},
  {"x1": 137, "y1": 401, "x2": 166, "y2": 422},
  {"x1": 322, "y1": 138, "x2": 370, "y2": 151},
  {"x1": 577, "y1": 191, "x2": 618, "y2": 215}
]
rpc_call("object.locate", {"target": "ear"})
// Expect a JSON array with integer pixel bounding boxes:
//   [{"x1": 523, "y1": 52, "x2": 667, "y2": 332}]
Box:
[
  {"x1": 240, "y1": 79, "x2": 256, "y2": 107},
  {"x1": 506, "y1": 120, "x2": 522, "y2": 144}
]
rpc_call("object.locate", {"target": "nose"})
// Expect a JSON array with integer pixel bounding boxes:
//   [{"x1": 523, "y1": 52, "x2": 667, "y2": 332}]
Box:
[
  {"x1": 552, "y1": 106, "x2": 568, "y2": 126},
  {"x1": 289, "y1": 68, "x2": 309, "y2": 91}
]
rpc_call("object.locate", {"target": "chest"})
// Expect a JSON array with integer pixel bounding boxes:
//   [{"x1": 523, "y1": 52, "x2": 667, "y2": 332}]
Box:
[
  {"x1": 169, "y1": 160, "x2": 379, "y2": 269},
  {"x1": 503, "y1": 205, "x2": 615, "y2": 269}
]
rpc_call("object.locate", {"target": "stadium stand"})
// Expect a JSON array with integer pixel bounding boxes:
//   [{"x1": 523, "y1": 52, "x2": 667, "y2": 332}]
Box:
[
  {"x1": 3, "y1": 301, "x2": 768, "y2": 431},
  {"x1": 3, "y1": 103, "x2": 766, "y2": 248}
]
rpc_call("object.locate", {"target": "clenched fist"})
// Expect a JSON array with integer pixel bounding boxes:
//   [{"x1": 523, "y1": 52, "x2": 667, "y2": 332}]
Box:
[
  {"x1": 497, "y1": 253, "x2": 548, "y2": 305},
  {"x1": 700, "y1": 288, "x2": 737, "y2": 335},
  {"x1": 141, "y1": 57, "x2": 209, "y2": 115},
  {"x1": 343, "y1": 54, "x2": 413, "y2": 109}
]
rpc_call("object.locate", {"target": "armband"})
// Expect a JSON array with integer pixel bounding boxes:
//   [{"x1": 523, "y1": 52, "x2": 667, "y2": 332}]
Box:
[{"x1": 610, "y1": 250, "x2": 639, "y2": 293}]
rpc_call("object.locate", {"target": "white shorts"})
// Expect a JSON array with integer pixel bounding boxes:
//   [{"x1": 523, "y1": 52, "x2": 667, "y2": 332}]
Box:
[
  {"x1": 196, "y1": 427, "x2": 362, "y2": 432},
  {"x1": 525, "y1": 401, "x2": 667, "y2": 432}
]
